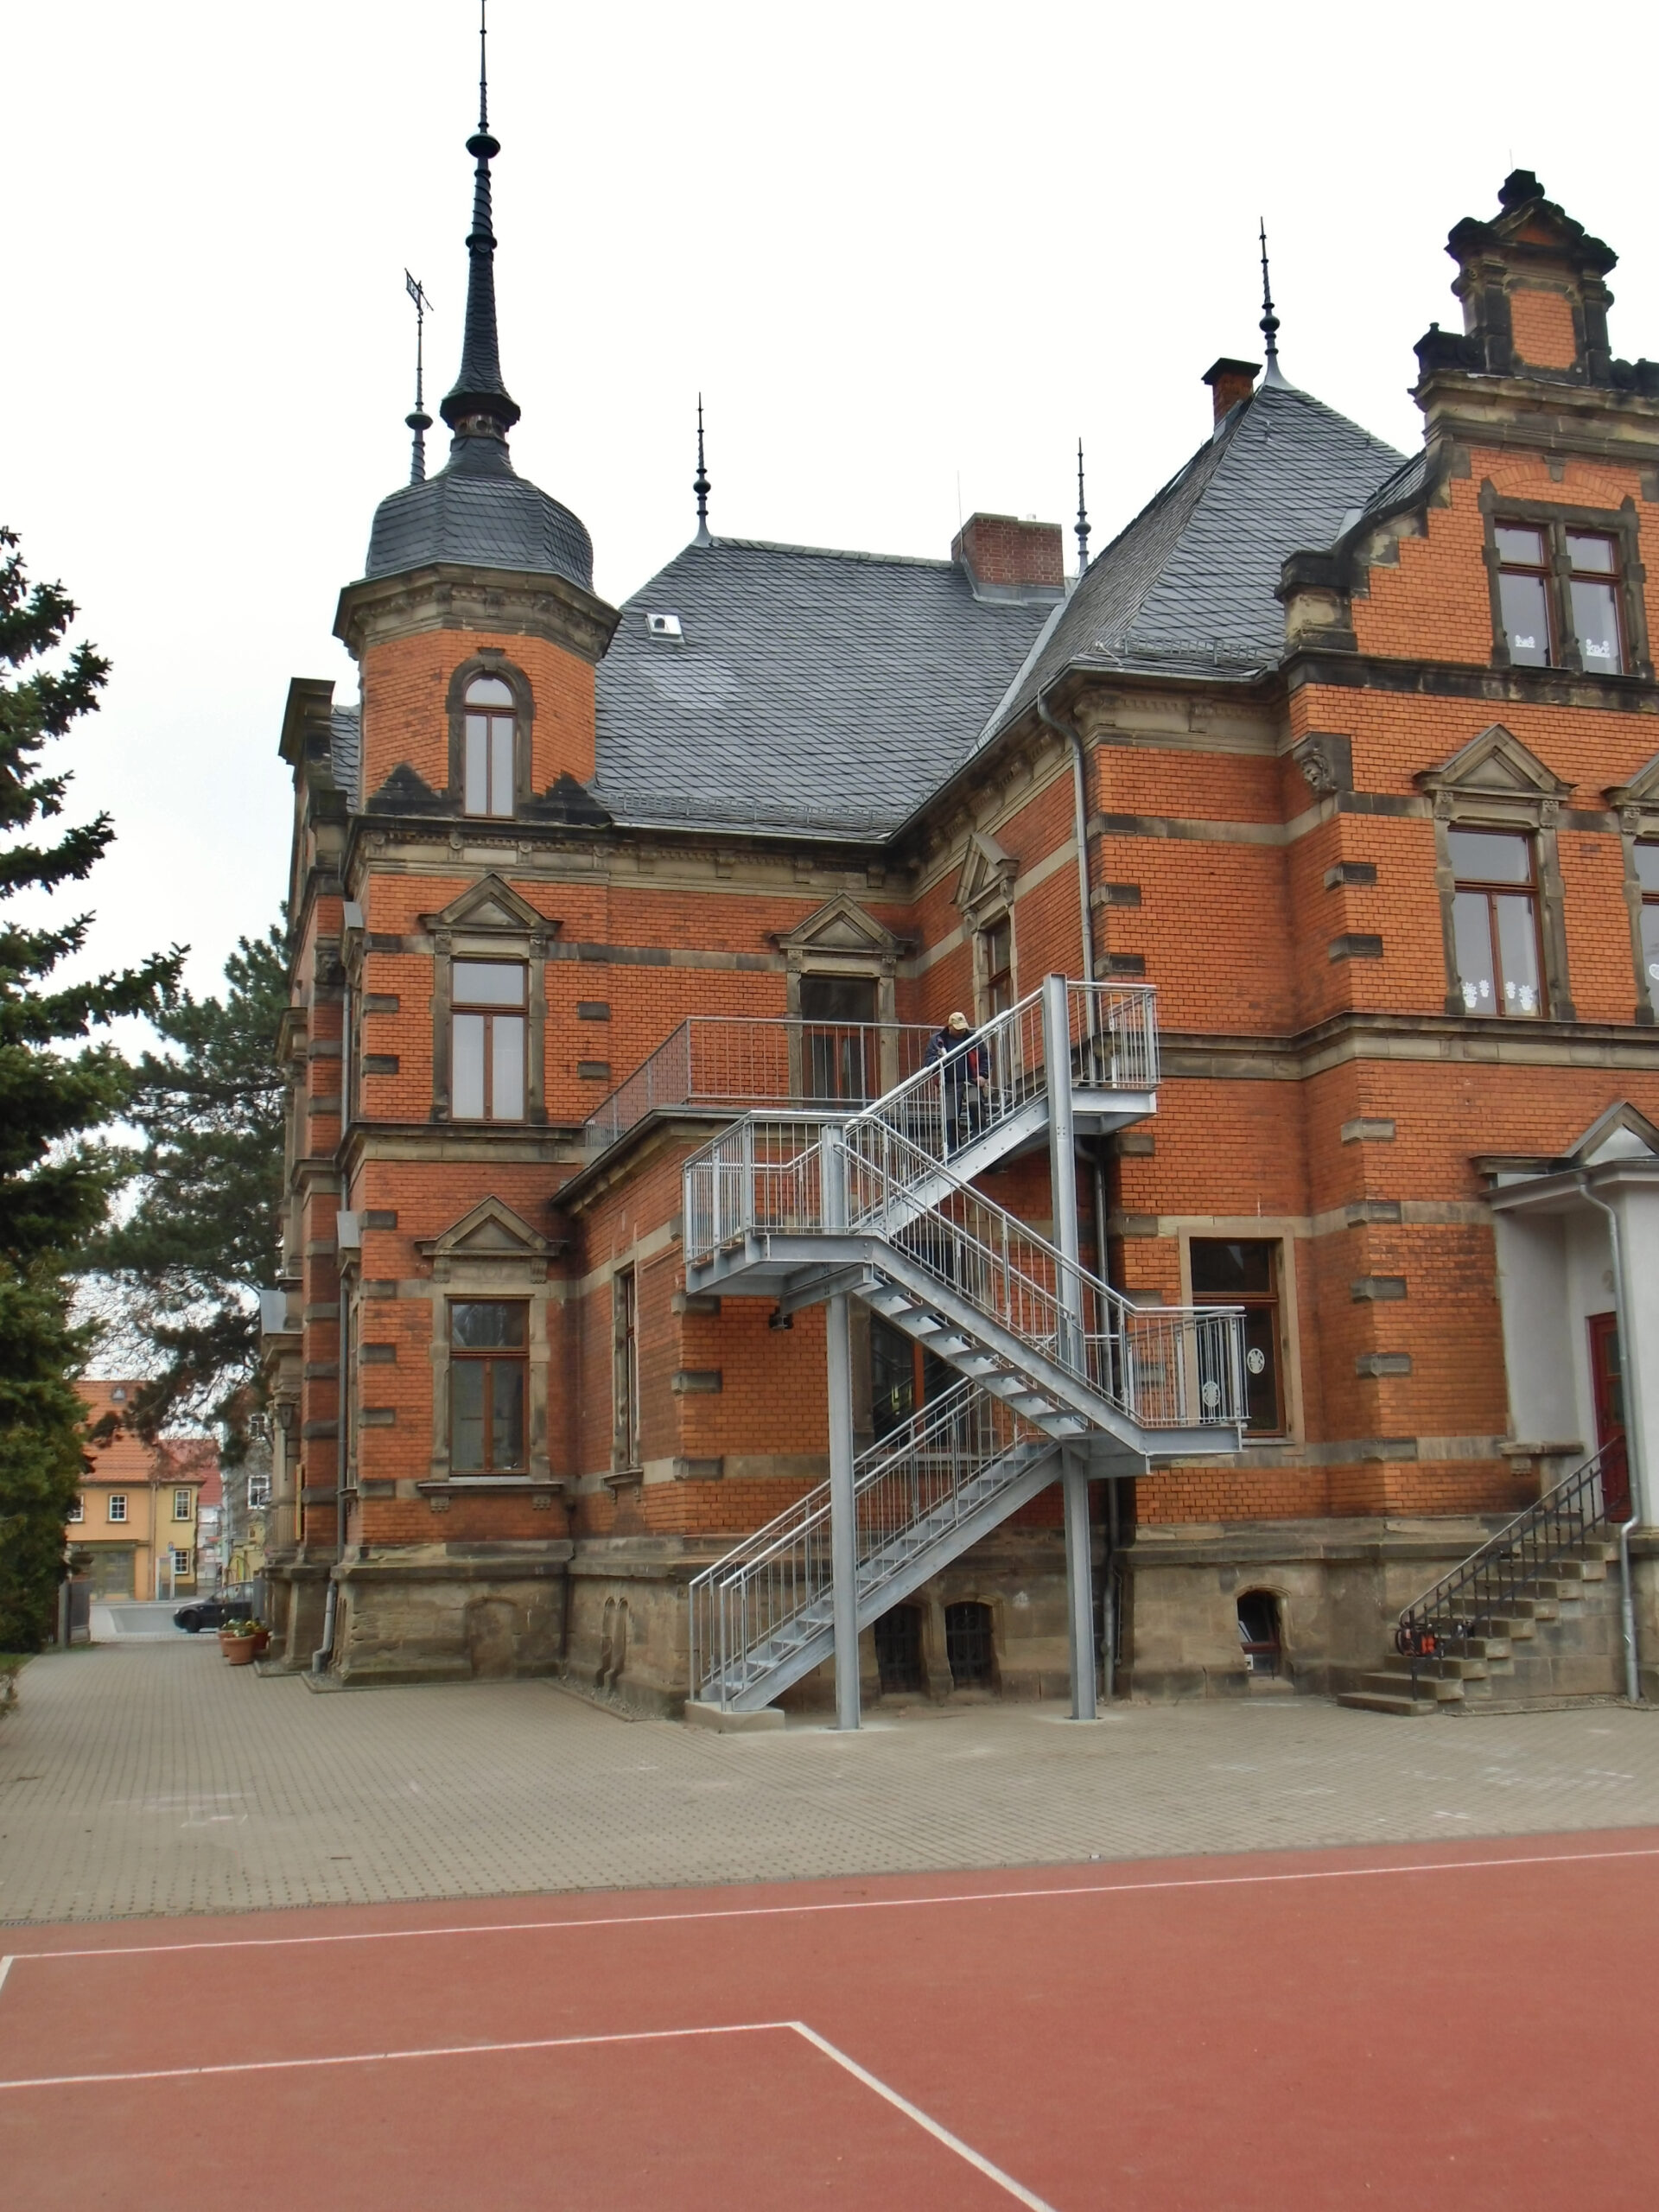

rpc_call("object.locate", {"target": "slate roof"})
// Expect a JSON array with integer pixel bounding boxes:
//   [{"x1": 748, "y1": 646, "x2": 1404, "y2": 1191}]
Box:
[
  {"x1": 993, "y1": 380, "x2": 1405, "y2": 732},
  {"x1": 365, "y1": 437, "x2": 594, "y2": 594},
  {"x1": 591, "y1": 539, "x2": 1055, "y2": 836},
  {"x1": 329, "y1": 704, "x2": 361, "y2": 802}
]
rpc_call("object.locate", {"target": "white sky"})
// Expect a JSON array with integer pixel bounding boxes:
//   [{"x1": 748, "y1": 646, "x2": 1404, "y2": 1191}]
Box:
[{"x1": 4, "y1": 0, "x2": 1657, "y2": 999}]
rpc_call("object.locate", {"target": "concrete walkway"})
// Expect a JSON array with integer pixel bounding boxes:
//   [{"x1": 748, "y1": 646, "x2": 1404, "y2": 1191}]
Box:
[{"x1": 3, "y1": 1642, "x2": 1656, "y2": 1925}]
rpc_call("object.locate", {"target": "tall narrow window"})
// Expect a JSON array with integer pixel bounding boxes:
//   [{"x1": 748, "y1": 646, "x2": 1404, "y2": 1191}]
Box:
[
  {"x1": 1191, "y1": 1239, "x2": 1285, "y2": 1435},
  {"x1": 798, "y1": 973, "x2": 878, "y2": 1103},
  {"x1": 172, "y1": 1488, "x2": 192, "y2": 1522},
  {"x1": 1450, "y1": 830, "x2": 1542, "y2": 1018},
  {"x1": 463, "y1": 676, "x2": 517, "y2": 817},
  {"x1": 613, "y1": 1268, "x2": 640, "y2": 1471},
  {"x1": 449, "y1": 1301, "x2": 528, "y2": 1475},
  {"x1": 1637, "y1": 844, "x2": 1659, "y2": 1000},
  {"x1": 981, "y1": 917, "x2": 1014, "y2": 1017},
  {"x1": 1495, "y1": 524, "x2": 1553, "y2": 666},
  {"x1": 1567, "y1": 532, "x2": 1624, "y2": 674},
  {"x1": 451, "y1": 961, "x2": 526, "y2": 1120},
  {"x1": 108, "y1": 1493, "x2": 128, "y2": 1522}
]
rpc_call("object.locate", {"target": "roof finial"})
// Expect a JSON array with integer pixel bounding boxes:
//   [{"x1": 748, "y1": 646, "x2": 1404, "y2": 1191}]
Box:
[
  {"x1": 693, "y1": 394, "x2": 712, "y2": 545},
  {"x1": 404, "y1": 270, "x2": 433, "y2": 482},
  {"x1": 1074, "y1": 438, "x2": 1090, "y2": 580},
  {"x1": 1258, "y1": 217, "x2": 1284, "y2": 385},
  {"x1": 440, "y1": 0, "x2": 521, "y2": 452}
]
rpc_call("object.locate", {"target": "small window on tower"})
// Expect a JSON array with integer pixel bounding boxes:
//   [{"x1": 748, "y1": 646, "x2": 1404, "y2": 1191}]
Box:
[{"x1": 462, "y1": 676, "x2": 516, "y2": 817}]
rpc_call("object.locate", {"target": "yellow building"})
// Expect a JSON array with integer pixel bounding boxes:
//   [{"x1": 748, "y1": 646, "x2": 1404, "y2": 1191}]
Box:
[{"x1": 71, "y1": 1382, "x2": 218, "y2": 1602}]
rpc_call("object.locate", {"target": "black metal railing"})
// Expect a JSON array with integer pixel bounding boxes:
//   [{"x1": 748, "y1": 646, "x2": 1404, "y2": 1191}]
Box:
[{"x1": 1395, "y1": 1440, "x2": 1627, "y2": 1661}]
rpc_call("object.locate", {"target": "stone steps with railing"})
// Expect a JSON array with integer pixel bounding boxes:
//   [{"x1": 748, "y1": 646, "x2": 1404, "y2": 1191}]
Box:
[{"x1": 1339, "y1": 1449, "x2": 1627, "y2": 1716}]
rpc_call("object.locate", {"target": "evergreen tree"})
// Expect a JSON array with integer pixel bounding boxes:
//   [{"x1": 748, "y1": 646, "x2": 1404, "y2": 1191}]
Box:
[
  {"x1": 0, "y1": 525, "x2": 181, "y2": 1649},
  {"x1": 96, "y1": 922, "x2": 289, "y2": 1456}
]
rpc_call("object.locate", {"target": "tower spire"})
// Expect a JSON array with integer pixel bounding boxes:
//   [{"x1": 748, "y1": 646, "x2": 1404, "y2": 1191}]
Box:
[
  {"x1": 1074, "y1": 438, "x2": 1090, "y2": 580},
  {"x1": 693, "y1": 394, "x2": 712, "y2": 545},
  {"x1": 404, "y1": 270, "x2": 433, "y2": 483},
  {"x1": 440, "y1": 0, "x2": 521, "y2": 448},
  {"x1": 1258, "y1": 218, "x2": 1284, "y2": 385}
]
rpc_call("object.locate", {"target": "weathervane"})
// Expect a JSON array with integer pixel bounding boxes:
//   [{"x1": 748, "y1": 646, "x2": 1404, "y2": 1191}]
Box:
[
  {"x1": 694, "y1": 394, "x2": 712, "y2": 545},
  {"x1": 1258, "y1": 218, "x2": 1282, "y2": 383},
  {"x1": 405, "y1": 271, "x2": 434, "y2": 481},
  {"x1": 1075, "y1": 438, "x2": 1090, "y2": 579}
]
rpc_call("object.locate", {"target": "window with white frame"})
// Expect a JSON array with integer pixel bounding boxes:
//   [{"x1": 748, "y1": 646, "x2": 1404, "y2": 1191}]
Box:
[
  {"x1": 107, "y1": 1493, "x2": 128, "y2": 1522},
  {"x1": 172, "y1": 1487, "x2": 193, "y2": 1522},
  {"x1": 67, "y1": 1497, "x2": 85, "y2": 1523}
]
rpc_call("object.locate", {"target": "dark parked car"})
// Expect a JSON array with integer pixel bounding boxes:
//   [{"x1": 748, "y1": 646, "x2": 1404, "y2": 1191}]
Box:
[{"x1": 174, "y1": 1587, "x2": 257, "y2": 1633}]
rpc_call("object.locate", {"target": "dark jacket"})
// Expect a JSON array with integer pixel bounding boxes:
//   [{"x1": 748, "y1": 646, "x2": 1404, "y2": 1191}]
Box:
[{"x1": 925, "y1": 1026, "x2": 985, "y2": 1082}]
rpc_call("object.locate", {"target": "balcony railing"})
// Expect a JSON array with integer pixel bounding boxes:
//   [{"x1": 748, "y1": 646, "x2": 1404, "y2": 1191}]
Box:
[{"x1": 582, "y1": 1019, "x2": 937, "y2": 1152}]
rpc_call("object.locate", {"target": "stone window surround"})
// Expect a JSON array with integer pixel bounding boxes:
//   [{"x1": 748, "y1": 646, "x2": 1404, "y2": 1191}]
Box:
[
  {"x1": 954, "y1": 831, "x2": 1021, "y2": 1024},
  {"x1": 1478, "y1": 485, "x2": 1652, "y2": 681},
  {"x1": 423, "y1": 1267, "x2": 554, "y2": 1494},
  {"x1": 969, "y1": 906, "x2": 1015, "y2": 1027},
  {"x1": 444, "y1": 651, "x2": 537, "y2": 817},
  {"x1": 429, "y1": 887, "x2": 554, "y2": 1128},
  {"x1": 1175, "y1": 1221, "x2": 1306, "y2": 1446},
  {"x1": 1427, "y1": 793, "x2": 1573, "y2": 1024},
  {"x1": 1608, "y1": 757, "x2": 1659, "y2": 1027}
]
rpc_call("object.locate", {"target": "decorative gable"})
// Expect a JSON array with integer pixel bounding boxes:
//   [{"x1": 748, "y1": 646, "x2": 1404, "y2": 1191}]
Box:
[
  {"x1": 1566, "y1": 1102, "x2": 1659, "y2": 1167},
  {"x1": 1417, "y1": 724, "x2": 1571, "y2": 815},
  {"x1": 1606, "y1": 750, "x2": 1659, "y2": 817},
  {"x1": 417, "y1": 1196, "x2": 556, "y2": 1282},
  {"x1": 954, "y1": 830, "x2": 1019, "y2": 925},
  {"x1": 773, "y1": 895, "x2": 902, "y2": 964},
  {"x1": 426, "y1": 874, "x2": 557, "y2": 944}
]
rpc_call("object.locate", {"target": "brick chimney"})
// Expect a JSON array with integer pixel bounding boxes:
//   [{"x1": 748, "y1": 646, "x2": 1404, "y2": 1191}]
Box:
[
  {"x1": 1202, "y1": 357, "x2": 1261, "y2": 425},
  {"x1": 951, "y1": 512, "x2": 1065, "y2": 598}
]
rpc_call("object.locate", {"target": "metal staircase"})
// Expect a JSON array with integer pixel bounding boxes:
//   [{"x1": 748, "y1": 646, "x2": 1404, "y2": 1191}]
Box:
[
  {"x1": 682, "y1": 979, "x2": 1248, "y2": 1716},
  {"x1": 690, "y1": 1378, "x2": 1059, "y2": 1712}
]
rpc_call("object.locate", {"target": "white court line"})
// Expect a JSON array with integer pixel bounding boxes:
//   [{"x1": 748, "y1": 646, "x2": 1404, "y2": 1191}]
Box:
[
  {"x1": 0, "y1": 2017, "x2": 1054, "y2": 2209},
  {"x1": 0, "y1": 1957, "x2": 12, "y2": 2001},
  {"x1": 4, "y1": 1837, "x2": 1656, "y2": 1976}
]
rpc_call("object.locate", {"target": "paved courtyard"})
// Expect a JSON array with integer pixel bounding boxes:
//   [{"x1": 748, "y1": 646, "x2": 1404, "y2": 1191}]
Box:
[{"x1": 3, "y1": 1642, "x2": 1657, "y2": 1925}]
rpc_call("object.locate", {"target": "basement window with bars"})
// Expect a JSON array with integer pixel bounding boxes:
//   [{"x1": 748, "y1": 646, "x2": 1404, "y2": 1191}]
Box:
[
  {"x1": 449, "y1": 1301, "x2": 528, "y2": 1476},
  {"x1": 1236, "y1": 1590, "x2": 1283, "y2": 1677},
  {"x1": 874, "y1": 1605, "x2": 925, "y2": 1695},
  {"x1": 945, "y1": 1601, "x2": 995, "y2": 1688}
]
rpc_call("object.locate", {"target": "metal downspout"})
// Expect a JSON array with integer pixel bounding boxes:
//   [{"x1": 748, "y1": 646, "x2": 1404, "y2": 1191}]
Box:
[
  {"x1": 1580, "y1": 1181, "x2": 1643, "y2": 1704},
  {"x1": 1034, "y1": 692, "x2": 1096, "y2": 987}
]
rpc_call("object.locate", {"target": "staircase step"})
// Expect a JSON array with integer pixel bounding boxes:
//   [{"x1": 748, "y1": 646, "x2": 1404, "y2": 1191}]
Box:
[
  {"x1": 1357, "y1": 1669, "x2": 1463, "y2": 1702},
  {"x1": 1338, "y1": 1691, "x2": 1440, "y2": 1718},
  {"x1": 1438, "y1": 1636, "x2": 1512, "y2": 1660},
  {"x1": 1554, "y1": 1556, "x2": 1608, "y2": 1581}
]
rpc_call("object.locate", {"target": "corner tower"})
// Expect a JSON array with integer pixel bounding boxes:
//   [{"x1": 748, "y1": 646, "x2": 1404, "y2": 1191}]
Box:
[{"x1": 334, "y1": 23, "x2": 618, "y2": 813}]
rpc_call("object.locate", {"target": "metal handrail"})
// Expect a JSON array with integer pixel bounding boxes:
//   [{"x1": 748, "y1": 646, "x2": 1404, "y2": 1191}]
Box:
[
  {"x1": 583, "y1": 1017, "x2": 938, "y2": 1151},
  {"x1": 689, "y1": 1377, "x2": 1046, "y2": 1707},
  {"x1": 1395, "y1": 1439, "x2": 1626, "y2": 1658}
]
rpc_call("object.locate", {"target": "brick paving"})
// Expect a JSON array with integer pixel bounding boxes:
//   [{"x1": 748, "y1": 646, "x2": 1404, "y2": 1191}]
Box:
[{"x1": 3, "y1": 1643, "x2": 1656, "y2": 1925}]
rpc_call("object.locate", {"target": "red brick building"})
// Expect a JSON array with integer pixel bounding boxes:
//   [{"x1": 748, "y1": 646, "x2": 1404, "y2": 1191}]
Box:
[{"x1": 264, "y1": 103, "x2": 1659, "y2": 1718}]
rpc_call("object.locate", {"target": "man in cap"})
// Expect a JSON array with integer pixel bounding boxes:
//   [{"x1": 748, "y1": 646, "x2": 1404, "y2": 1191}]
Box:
[{"x1": 924, "y1": 1009, "x2": 988, "y2": 1150}]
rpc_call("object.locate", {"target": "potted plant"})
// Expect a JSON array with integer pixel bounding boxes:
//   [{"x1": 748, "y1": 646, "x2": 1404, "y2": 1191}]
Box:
[{"x1": 220, "y1": 1617, "x2": 268, "y2": 1665}]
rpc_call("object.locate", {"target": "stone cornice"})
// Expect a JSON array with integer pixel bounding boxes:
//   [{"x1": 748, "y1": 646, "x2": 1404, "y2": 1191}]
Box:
[
  {"x1": 1416, "y1": 369, "x2": 1659, "y2": 467},
  {"x1": 334, "y1": 563, "x2": 620, "y2": 665},
  {"x1": 1163, "y1": 1009, "x2": 1659, "y2": 1084}
]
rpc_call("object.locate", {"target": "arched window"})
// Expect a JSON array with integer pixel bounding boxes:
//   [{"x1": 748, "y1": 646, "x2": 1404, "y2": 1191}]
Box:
[{"x1": 462, "y1": 675, "x2": 517, "y2": 817}]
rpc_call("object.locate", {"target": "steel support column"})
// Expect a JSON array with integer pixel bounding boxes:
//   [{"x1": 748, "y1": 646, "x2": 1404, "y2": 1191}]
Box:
[
  {"x1": 823, "y1": 1126, "x2": 861, "y2": 1730},
  {"x1": 1042, "y1": 974, "x2": 1096, "y2": 1719}
]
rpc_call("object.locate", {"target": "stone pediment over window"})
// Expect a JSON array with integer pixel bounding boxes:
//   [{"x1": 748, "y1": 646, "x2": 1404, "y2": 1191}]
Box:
[
  {"x1": 1606, "y1": 749, "x2": 1659, "y2": 817},
  {"x1": 954, "y1": 830, "x2": 1019, "y2": 928},
  {"x1": 772, "y1": 895, "x2": 903, "y2": 964},
  {"x1": 417, "y1": 1196, "x2": 557, "y2": 1281},
  {"x1": 425, "y1": 874, "x2": 556, "y2": 944},
  {"x1": 1416, "y1": 724, "x2": 1571, "y2": 817}
]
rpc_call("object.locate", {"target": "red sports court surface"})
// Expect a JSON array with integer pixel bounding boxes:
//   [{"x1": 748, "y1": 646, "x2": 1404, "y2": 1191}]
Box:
[{"x1": 4, "y1": 1829, "x2": 1657, "y2": 2209}]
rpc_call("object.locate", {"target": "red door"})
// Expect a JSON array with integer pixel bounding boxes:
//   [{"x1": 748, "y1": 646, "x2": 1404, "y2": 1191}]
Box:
[{"x1": 1587, "y1": 1311, "x2": 1631, "y2": 1520}]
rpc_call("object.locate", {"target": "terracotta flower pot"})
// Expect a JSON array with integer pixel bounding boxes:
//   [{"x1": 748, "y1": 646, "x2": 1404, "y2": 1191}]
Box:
[
  {"x1": 251, "y1": 1630, "x2": 270, "y2": 1656},
  {"x1": 224, "y1": 1635, "x2": 257, "y2": 1666}
]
